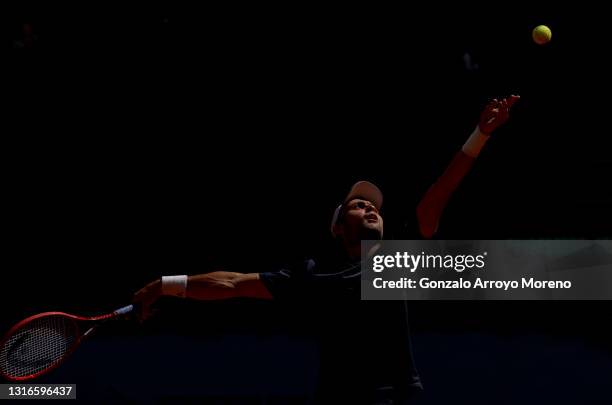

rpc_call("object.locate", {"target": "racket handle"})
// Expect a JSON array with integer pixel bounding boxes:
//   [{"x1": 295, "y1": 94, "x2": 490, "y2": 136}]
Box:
[{"x1": 113, "y1": 304, "x2": 134, "y2": 316}]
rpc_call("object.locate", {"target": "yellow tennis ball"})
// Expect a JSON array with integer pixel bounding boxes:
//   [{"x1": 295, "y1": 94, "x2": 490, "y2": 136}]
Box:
[{"x1": 532, "y1": 25, "x2": 552, "y2": 45}]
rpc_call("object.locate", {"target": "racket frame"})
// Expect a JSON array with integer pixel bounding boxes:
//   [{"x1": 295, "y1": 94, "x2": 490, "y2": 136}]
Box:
[{"x1": 0, "y1": 305, "x2": 132, "y2": 381}]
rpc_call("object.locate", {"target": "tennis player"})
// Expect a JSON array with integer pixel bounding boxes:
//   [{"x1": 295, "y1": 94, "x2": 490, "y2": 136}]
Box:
[{"x1": 134, "y1": 95, "x2": 519, "y2": 404}]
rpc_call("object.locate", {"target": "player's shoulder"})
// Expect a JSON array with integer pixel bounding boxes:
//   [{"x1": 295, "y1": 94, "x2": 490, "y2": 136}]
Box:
[{"x1": 389, "y1": 212, "x2": 422, "y2": 240}]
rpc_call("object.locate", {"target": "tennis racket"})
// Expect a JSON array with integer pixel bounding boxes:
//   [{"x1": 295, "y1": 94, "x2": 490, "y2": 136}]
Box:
[{"x1": 0, "y1": 304, "x2": 134, "y2": 382}]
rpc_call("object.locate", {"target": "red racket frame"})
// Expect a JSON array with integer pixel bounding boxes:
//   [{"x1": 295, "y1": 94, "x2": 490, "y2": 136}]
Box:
[{"x1": 0, "y1": 305, "x2": 132, "y2": 382}]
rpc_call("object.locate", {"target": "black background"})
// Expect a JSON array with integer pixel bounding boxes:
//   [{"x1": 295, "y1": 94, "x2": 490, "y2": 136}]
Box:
[{"x1": 3, "y1": 2, "x2": 612, "y2": 402}]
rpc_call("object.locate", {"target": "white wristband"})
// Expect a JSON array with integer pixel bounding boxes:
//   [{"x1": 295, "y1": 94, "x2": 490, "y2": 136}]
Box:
[
  {"x1": 462, "y1": 126, "x2": 490, "y2": 158},
  {"x1": 161, "y1": 275, "x2": 188, "y2": 297}
]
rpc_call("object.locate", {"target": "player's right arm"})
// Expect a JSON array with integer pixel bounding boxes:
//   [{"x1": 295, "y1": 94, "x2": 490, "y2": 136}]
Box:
[{"x1": 133, "y1": 272, "x2": 272, "y2": 321}]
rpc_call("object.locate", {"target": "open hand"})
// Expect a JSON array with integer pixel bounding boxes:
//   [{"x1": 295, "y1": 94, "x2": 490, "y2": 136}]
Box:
[{"x1": 479, "y1": 95, "x2": 520, "y2": 135}]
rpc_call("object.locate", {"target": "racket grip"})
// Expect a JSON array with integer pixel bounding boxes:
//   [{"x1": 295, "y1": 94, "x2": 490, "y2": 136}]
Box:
[{"x1": 113, "y1": 304, "x2": 134, "y2": 316}]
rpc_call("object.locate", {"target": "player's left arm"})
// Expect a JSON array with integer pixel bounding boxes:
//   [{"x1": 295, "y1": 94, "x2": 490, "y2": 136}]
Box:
[{"x1": 416, "y1": 95, "x2": 520, "y2": 238}]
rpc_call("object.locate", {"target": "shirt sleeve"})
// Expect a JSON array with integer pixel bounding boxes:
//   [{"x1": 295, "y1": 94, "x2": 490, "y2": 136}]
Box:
[
  {"x1": 387, "y1": 208, "x2": 422, "y2": 240},
  {"x1": 259, "y1": 259, "x2": 316, "y2": 300},
  {"x1": 404, "y1": 210, "x2": 423, "y2": 239}
]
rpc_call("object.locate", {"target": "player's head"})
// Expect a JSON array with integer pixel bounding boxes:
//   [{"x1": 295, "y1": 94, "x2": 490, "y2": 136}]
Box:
[{"x1": 331, "y1": 181, "x2": 384, "y2": 243}]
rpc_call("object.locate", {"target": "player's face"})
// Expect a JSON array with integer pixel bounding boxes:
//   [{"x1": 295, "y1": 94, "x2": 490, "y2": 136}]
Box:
[{"x1": 340, "y1": 198, "x2": 383, "y2": 240}]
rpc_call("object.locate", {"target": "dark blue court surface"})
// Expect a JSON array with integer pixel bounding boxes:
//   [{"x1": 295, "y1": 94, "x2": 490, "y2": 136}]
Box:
[
  {"x1": 409, "y1": 333, "x2": 612, "y2": 404},
  {"x1": 33, "y1": 332, "x2": 612, "y2": 404}
]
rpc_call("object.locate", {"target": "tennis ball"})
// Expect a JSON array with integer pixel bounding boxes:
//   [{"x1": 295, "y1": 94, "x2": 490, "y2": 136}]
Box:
[{"x1": 532, "y1": 25, "x2": 552, "y2": 45}]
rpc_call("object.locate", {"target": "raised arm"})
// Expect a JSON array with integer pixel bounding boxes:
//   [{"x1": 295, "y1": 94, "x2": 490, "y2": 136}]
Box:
[{"x1": 416, "y1": 95, "x2": 520, "y2": 238}]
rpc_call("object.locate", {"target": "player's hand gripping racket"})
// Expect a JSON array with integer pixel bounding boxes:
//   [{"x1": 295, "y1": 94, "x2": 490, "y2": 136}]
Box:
[{"x1": 0, "y1": 304, "x2": 134, "y2": 381}]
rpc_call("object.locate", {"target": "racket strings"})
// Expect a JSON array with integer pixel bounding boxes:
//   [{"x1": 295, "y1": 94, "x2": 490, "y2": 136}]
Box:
[{"x1": 0, "y1": 315, "x2": 78, "y2": 379}]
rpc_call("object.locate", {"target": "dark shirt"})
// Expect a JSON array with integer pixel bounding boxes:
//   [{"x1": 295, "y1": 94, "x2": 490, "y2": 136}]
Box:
[{"x1": 260, "y1": 217, "x2": 423, "y2": 403}]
